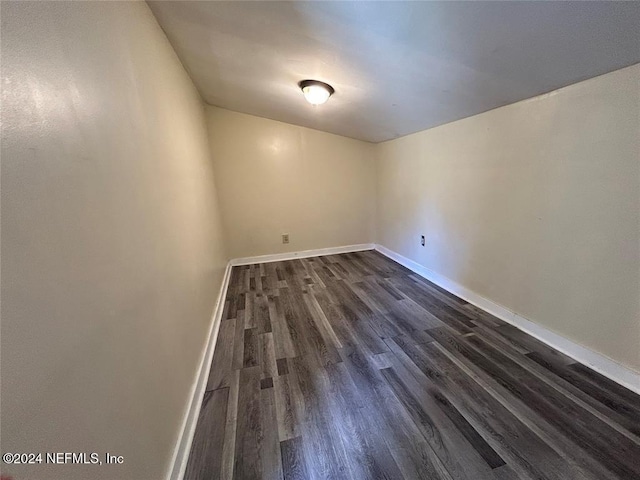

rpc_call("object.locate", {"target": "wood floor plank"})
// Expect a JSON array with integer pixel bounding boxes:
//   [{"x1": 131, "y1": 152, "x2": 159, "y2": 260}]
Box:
[
  {"x1": 254, "y1": 293, "x2": 272, "y2": 334},
  {"x1": 225, "y1": 266, "x2": 244, "y2": 319},
  {"x1": 313, "y1": 288, "x2": 381, "y2": 354},
  {"x1": 494, "y1": 324, "x2": 576, "y2": 366},
  {"x1": 380, "y1": 350, "x2": 503, "y2": 480},
  {"x1": 309, "y1": 261, "x2": 337, "y2": 286},
  {"x1": 326, "y1": 279, "x2": 376, "y2": 319},
  {"x1": 276, "y1": 358, "x2": 289, "y2": 376},
  {"x1": 462, "y1": 303, "x2": 507, "y2": 328},
  {"x1": 325, "y1": 361, "x2": 406, "y2": 479},
  {"x1": 261, "y1": 263, "x2": 275, "y2": 291},
  {"x1": 260, "y1": 332, "x2": 278, "y2": 380},
  {"x1": 280, "y1": 436, "x2": 309, "y2": 480},
  {"x1": 393, "y1": 337, "x2": 580, "y2": 480},
  {"x1": 368, "y1": 312, "x2": 405, "y2": 340},
  {"x1": 207, "y1": 318, "x2": 236, "y2": 391},
  {"x1": 220, "y1": 369, "x2": 240, "y2": 480},
  {"x1": 300, "y1": 257, "x2": 326, "y2": 289},
  {"x1": 268, "y1": 293, "x2": 297, "y2": 360},
  {"x1": 427, "y1": 328, "x2": 625, "y2": 480},
  {"x1": 388, "y1": 297, "x2": 448, "y2": 331},
  {"x1": 340, "y1": 346, "x2": 454, "y2": 480},
  {"x1": 232, "y1": 310, "x2": 246, "y2": 370},
  {"x1": 244, "y1": 291, "x2": 256, "y2": 329},
  {"x1": 388, "y1": 277, "x2": 476, "y2": 333},
  {"x1": 457, "y1": 332, "x2": 640, "y2": 478},
  {"x1": 184, "y1": 388, "x2": 229, "y2": 480},
  {"x1": 273, "y1": 370, "x2": 303, "y2": 442},
  {"x1": 526, "y1": 351, "x2": 640, "y2": 438},
  {"x1": 339, "y1": 302, "x2": 389, "y2": 354},
  {"x1": 302, "y1": 291, "x2": 343, "y2": 350},
  {"x1": 185, "y1": 251, "x2": 640, "y2": 480},
  {"x1": 348, "y1": 280, "x2": 390, "y2": 314},
  {"x1": 260, "y1": 385, "x2": 284, "y2": 480},
  {"x1": 367, "y1": 250, "x2": 412, "y2": 276},
  {"x1": 288, "y1": 354, "x2": 351, "y2": 479},
  {"x1": 406, "y1": 274, "x2": 476, "y2": 321},
  {"x1": 243, "y1": 327, "x2": 261, "y2": 368},
  {"x1": 349, "y1": 251, "x2": 392, "y2": 279},
  {"x1": 311, "y1": 290, "x2": 352, "y2": 339},
  {"x1": 569, "y1": 362, "x2": 640, "y2": 409},
  {"x1": 284, "y1": 287, "x2": 342, "y2": 366},
  {"x1": 234, "y1": 366, "x2": 263, "y2": 479},
  {"x1": 429, "y1": 388, "x2": 505, "y2": 469},
  {"x1": 470, "y1": 325, "x2": 640, "y2": 443}
]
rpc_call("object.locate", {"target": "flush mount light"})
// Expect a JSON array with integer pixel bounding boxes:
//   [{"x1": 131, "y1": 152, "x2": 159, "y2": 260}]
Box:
[{"x1": 299, "y1": 79, "x2": 334, "y2": 105}]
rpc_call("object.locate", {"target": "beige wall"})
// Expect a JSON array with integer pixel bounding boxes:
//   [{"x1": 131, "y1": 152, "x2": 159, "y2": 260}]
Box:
[
  {"x1": 376, "y1": 64, "x2": 640, "y2": 373},
  {"x1": 1, "y1": 2, "x2": 227, "y2": 480},
  {"x1": 207, "y1": 107, "x2": 376, "y2": 259}
]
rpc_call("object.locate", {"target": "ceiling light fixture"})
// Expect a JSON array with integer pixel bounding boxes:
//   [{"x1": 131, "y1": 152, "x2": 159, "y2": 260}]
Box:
[{"x1": 299, "y1": 79, "x2": 334, "y2": 105}]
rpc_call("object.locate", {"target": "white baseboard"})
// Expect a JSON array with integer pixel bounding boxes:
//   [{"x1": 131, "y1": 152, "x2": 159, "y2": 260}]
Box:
[
  {"x1": 166, "y1": 262, "x2": 233, "y2": 480},
  {"x1": 230, "y1": 243, "x2": 375, "y2": 266},
  {"x1": 374, "y1": 244, "x2": 640, "y2": 395}
]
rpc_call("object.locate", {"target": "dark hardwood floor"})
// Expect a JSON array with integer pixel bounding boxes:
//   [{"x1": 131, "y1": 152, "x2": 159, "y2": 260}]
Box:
[{"x1": 185, "y1": 250, "x2": 640, "y2": 480}]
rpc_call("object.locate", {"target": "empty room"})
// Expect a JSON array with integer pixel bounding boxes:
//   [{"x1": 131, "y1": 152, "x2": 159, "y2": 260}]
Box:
[{"x1": 2, "y1": 1, "x2": 640, "y2": 480}]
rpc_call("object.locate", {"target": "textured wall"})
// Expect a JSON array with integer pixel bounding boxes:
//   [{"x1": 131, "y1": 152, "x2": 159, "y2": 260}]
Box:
[
  {"x1": 1, "y1": 2, "x2": 227, "y2": 479},
  {"x1": 376, "y1": 65, "x2": 640, "y2": 373}
]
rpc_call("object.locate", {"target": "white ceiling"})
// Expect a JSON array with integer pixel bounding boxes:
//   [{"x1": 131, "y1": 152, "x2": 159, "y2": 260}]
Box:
[{"x1": 148, "y1": 1, "x2": 640, "y2": 143}]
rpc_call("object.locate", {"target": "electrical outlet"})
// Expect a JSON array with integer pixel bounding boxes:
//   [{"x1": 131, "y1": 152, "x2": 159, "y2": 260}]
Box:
[
  {"x1": 282, "y1": 233, "x2": 290, "y2": 244},
  {"x1": 421, "y1": 235, "x2": 425, "y2": 246}
]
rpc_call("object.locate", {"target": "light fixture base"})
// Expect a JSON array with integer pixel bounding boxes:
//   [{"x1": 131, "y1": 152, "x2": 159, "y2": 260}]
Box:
[
  {"x1": 298, "y1": 79, "x2": 335, "y2": 95},
  {"x1": 298, "y1": 79, "x2": 334, "y2": 105}
]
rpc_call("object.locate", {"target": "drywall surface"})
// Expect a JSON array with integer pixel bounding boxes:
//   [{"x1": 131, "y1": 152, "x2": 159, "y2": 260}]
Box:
[
  {"x1": 376, "y1": 64, "x2": 640, "y2": 373},
  {"x1": 207, "y1": 107, "x2": 376, "y2": 259},
  {"x1": 1, "y1": 2, "x2": 227, "y2": 479}
]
